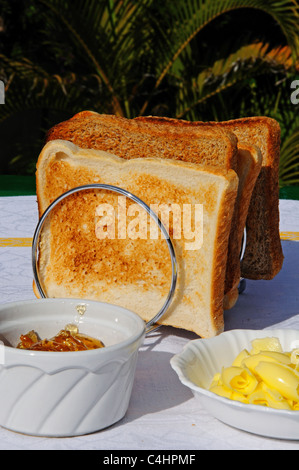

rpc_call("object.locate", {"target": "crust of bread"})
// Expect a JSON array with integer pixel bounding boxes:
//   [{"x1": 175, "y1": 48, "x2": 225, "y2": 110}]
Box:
[
  {"x1": 223, "y1": 143, "x2": 262, "y2": 308},
  {"x1": 46, "y1": 111, "x2": 238, "y2": 171},
  {"x1": 135, "y1": 116, "x2": 262, "y2": 301},
  {"x1": 44, "y1": 111, "x2": 281, "y2": 300},
  {"x1": 136, "y1": 115, "x2": 283, "y2": 281},
  {"x1": 208, "y1": 116, "x2": 283, "y2": 280},
  {"x1": 35, "y1": 140, "x2": 238, "y2": 338},
  {"x1": 45, "y1": 112, "x2": 245, "y2": 304}
]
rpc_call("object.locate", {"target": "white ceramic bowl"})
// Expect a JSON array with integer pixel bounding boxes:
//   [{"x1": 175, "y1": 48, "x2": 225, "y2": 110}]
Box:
[
  {"x1": 170, "y1": 328, "x2": 299, "y2": 440},
  {"x1": 0, "y1": 298, "x2": 146, "y2": 437}
]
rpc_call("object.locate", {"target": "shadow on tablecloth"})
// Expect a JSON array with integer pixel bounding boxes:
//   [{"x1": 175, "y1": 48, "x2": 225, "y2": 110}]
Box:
[{"x1": 225, "y1": 240, "x2": 299, "y2": 330}]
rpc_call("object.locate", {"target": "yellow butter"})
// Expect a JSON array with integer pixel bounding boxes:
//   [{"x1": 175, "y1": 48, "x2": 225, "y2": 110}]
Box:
[
  {"x1": 248, "y1": 382, "x2": 292, "y2": 410},
  {"x1": 255, "y1": 361, "x2": 299, "y2": 402},
  {"x1": 290, "y1": 349, "x2": 299, "y2": 366},
  {"x1": 242, "y1": 351, "x2": 291, "y2": 373},
  {"x1": 248, "y1": 389, "x2": 292, "y2": 410},
  {"x1": 209, "y1": 384, "x2": 231, "y2": 399},
  {"x1": 259, "y1": 351, "x2": 292, "y2": 365},
  {"x1": 232, "y1": 349, "x2": 250, "y2": 367},
  {"x1": 210, "y1": 372, "x2": 221, "y2": 388},
  {"x1": 250, "y1": 337, "x2": 282, "y2": 355},
  {"x1": 231, "y1": 391, "x2": 249, "y2": 404},
  {"x1": 221, "y1": 366, "x2": 258, "y2": 395},
  {"x1": 208, "y1": 336, "x2": 299, "y2": 410}
]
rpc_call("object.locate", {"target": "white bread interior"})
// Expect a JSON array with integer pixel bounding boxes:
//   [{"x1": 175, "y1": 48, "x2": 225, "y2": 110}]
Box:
[{"x1": 35, "y1": 140, "x2": 238, "y2": 338}]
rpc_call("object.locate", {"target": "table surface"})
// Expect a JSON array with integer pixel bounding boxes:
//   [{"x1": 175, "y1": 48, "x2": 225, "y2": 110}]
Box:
[{"x1": 0, "y1": 194, "x2": 299, "y2": 450}]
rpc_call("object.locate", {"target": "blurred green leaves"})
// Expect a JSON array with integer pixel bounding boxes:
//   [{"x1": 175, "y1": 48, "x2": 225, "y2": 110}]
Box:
[{"x1": 0, "y1": 0, "x2": 298, "y2": 185}]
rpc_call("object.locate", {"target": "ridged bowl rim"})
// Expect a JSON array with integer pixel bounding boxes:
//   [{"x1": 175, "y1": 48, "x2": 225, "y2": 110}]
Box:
[{"x1": 170, "y1": 328, "x2": 299, "y2": 419}]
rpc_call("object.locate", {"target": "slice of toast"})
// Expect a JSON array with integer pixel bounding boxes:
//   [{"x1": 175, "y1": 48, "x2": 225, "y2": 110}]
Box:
[
  {"x1": 223, "y1": 143, "x2": 262, "y2": 308},
  {"x1": 45, "y1": 111, "x2": 245, "y2": 308},
  {"x1": 135, "y1": 115, "x2": 282, "y2": 280},
  {"x1": 213, "y1": 117, "x2": 283, "y2": 280},
  {"x1": 46, "y1": 111, "x2": 238, "y2": 170},
  {"x1": 135, "y1": 116, "x2": 262, "y2": 305},
  {"x1": 35, "y1": 140, "x2": 238, "y2": 338}
]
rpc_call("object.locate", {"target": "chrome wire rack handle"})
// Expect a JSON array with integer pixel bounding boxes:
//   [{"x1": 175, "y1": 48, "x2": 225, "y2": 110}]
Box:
[{"x1": 238, "y1": 227, "x2": 247, "y2": 294}]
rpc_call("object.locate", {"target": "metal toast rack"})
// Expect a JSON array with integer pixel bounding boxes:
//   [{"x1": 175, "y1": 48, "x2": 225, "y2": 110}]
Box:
[
  {"x1": 238, "y1": 228, "x2": 247, "y2": 294},
  {"x1": 32, "y1": 184, "x2": 178, "y2": 334}
]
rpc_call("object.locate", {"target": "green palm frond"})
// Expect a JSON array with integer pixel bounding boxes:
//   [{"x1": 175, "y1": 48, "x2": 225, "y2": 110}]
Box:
[
  {"x1": 279, "y1": 115, "x2": 299, "y2": 186},
  {"x1": 174, "y1": 42, "x2": 294, "y2": 119},
  {"x1": 139, "y1": 0, "x2": 299, "y2": 115},
  {"x1": 0, "y1": 0, "x2": 299, "y2": 182},
  {"x1": 36, "y1": 0, "x2": 124, "y2": 115},
  {"x1": 29, "y1": 0, "x2": 153, "y2": 117}
]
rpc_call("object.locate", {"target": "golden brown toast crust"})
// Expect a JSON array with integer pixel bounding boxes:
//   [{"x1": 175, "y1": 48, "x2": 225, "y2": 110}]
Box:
[
  {"x1": 136, "y1": 115, "x2": 282, "y2": 280},
  {"x1": 35, "y1": 141, "x2": 239, "y2": 337},
  {"x1": 216, "y1": 117, "x2": 283, "y2": 280},
  {"x1": 135, "y1": 116, "x2": 262, "y2": 295},
  {"x1": 45, "y1": 112, "x2": 282, "y2": 282},
  {"x1": 45, "y1": 112, "x2": 243, "y2": 299},
  {"x1": 46, "y1": 112, "x2": 238, "y2": 171}
]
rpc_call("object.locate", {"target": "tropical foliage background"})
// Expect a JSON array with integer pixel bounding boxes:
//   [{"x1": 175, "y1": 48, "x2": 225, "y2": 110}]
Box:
[{"x1": 0, "y1": 0, "x2": 298, "y2": 187}]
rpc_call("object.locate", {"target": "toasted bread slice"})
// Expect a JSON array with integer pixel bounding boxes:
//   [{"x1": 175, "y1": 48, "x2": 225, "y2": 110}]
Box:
[
  {"x1": 213, "y1": 117, "x2": 283, "y2": 280},
  {"x1": 135, "y1": 116, "x2": 262, "y2": 305},
  {"x1": 35, "y1": 140, "x2": 238, "y2": 338},
  {"x1": 45, "y1": 111, "x2": 244, "y2": 307},
  {"x1": 46, "y1": 111, "x2": 238, "y2": 170},
  {"x1": 223, "y1": 143, "x2": 262, "y2": 308},
  {"x1": 136, "y1": 115, "x2": 282, "y2": 280}
]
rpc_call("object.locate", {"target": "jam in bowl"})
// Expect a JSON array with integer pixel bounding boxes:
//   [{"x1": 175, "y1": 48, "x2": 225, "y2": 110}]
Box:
[{"x1": 0, "y1": 298, "x2": 146, "y2": 437}]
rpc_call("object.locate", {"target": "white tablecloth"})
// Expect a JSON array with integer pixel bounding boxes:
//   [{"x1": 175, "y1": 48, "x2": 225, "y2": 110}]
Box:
[{"x1": 0, "y1": 196, "x2": 299, "y2": 450}]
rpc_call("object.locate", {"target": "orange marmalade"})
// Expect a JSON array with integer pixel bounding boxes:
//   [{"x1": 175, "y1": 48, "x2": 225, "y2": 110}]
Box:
[{"x1": 17, "y1": 325, "x2": 104, "y2": 352}]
